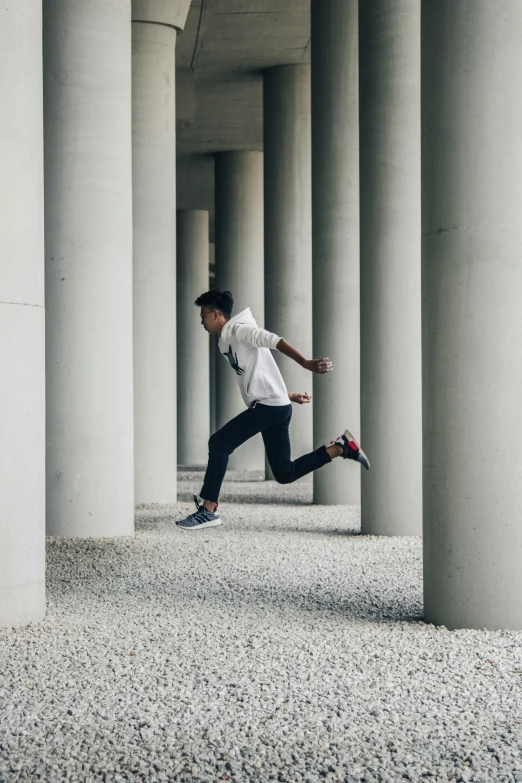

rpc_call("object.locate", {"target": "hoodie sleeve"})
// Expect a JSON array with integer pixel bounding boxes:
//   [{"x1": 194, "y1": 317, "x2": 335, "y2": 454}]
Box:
[{"x1": 230, "y1": 323, "x2": 281, "y2": 350}]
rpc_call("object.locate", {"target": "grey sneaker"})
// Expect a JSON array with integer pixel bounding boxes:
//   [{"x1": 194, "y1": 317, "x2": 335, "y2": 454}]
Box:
[
  {"x1": 176, "y1": 494, "x2": 222, "y2": 531},
  {"x1": 331, "y1": 429, "x2": 370, "y2": 470}
]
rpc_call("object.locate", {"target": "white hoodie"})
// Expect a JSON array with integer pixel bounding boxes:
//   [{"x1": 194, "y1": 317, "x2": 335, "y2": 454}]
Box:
[{"x1": 218, "y1": 308, "x2": 290, "y2": 408}]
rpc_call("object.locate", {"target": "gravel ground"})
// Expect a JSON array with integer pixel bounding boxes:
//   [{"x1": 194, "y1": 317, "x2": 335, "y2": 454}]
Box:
[{"x1": 1, "y1": 472, "x2": 522, "y2": 783}]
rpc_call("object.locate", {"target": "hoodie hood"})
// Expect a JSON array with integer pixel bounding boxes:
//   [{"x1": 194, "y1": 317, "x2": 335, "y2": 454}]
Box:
[{"x1": 221, "y1": 307, "x2": 257, "y2": 337}]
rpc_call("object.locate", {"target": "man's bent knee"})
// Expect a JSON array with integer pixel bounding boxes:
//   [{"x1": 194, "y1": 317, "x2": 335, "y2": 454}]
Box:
[
  {"x1": 208, "y1": 431, "x2": 234, "y2": 456},
  {"x1": 208, "y1": 432, "x2": 225, "y2": 451},
  {"x1": 271, "y1": 467, "x2": 292, "y2": 485}
]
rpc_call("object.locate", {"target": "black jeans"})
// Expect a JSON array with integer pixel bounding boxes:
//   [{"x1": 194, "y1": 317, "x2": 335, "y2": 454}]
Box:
[{"x1": 200, "y1": 403, "x2": 332, "y2": 503}]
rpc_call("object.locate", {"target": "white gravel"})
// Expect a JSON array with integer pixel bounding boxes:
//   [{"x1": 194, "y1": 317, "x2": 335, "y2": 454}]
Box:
[{"x1": 1, "y1": 472, "x2": 522, "y2": 782}]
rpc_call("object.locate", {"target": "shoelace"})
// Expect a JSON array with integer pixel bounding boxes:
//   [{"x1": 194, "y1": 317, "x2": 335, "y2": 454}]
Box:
[{"x1": 192, "y1": 494, "x2": 218, "y2": 516}]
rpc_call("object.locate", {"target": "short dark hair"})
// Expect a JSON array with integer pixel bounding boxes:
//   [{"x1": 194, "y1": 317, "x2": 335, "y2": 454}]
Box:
[{"x1": 194, "y1": 289, "x2": 234, "y2": 318}]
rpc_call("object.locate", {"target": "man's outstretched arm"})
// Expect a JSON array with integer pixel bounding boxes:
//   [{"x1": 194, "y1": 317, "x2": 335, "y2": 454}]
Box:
[{"x1": 276, "y1": 338, "x2": 333, "y2": 375}]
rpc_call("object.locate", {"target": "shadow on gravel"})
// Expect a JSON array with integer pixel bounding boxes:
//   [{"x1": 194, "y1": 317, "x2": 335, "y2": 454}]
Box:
[
  {"x1": 45, "y1": 540, "x2": 422, "y2": 623},
  {"x1": 133, "y1": 514, "x2": 359, "y2": 536},
  {"x1": 270, "y1": 526, "x2": 360, "y2": 537},
  {"x1": 176, "y1": 491, "x2": 312, "y2": 506},
  {"x1": 48, "y1": 574, "x2": 422, "y2": 623}
]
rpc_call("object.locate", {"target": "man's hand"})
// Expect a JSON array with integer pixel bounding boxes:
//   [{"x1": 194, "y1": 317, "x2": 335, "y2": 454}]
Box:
[
  {"x1": 302, "y1": 358, "x2": 333, "y2": 374},
  {"x1": 276, "y1": 339, "x2": 333, "y2": 374},
  {"x1": 289, "y1": 392, "x2": 312, "y2": 404}
]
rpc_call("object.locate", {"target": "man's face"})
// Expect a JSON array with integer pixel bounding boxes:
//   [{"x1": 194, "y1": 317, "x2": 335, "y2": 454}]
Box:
[{"x1": 200, "y1": 307, "x2": 220, "y2": 334}]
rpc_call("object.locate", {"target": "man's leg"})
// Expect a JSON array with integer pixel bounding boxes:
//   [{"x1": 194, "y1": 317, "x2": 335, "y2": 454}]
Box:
[
  {"x1": 264, "y1": 416, "x2": 370, "y2": 484},
  {"x1": 262, "y1": 408, "x2": 333, "y2": 485},
  {"x1": 200, "y1": 406, "x2": 266, "y2": 505}
]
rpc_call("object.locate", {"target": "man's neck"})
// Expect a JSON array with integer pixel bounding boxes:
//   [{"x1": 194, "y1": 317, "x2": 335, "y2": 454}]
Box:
[{"x1": 217, "y1": 318, "x2": 230, "y2": 336}]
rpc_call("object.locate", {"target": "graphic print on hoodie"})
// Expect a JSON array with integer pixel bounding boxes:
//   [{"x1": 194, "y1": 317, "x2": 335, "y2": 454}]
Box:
[
  {"x1": 223, "y1": 345, "x2": 244, "y2": 376},
  {"x1": 218, "y1": 307, "x2": 289, "y2": 408}
]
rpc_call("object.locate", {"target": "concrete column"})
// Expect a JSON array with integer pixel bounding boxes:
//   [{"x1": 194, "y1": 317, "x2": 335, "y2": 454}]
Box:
[
  {"x1": 264, "y1": 66, "x2": 313, "y2": 469},
  {"x1": 177, "y1": 210, "x2": 210, "y2": 467},
  {"x1": 44, "y1": 0, "x2": 134, "y2": 537},
  {"x1": 0, "y1": 0, "x2": 45, "y2": 626},
  {"x1": 311, "y1": 0, "x2": 360, "y2": 505},
  {"x1": 132, "y1": 0, "x2": 190, "y2": 503},
  {"x1": 214, "y1": 152, "x2": 265, "y2": 472},
  {"x1": 422, "y1": 0, "x2": 522, "y2": 630},
  {"x1": 359, "y1": 0, "x2": 422, "y2": 535}
]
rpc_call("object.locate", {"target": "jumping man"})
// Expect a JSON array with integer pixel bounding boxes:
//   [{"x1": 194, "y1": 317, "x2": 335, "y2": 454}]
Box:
[{"x1": 176, "y1": 289, "x2": 370, "y2": 530}]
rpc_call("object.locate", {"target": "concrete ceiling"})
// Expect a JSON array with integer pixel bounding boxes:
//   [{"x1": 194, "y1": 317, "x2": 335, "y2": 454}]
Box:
[{"x1": 175, "y1": 0, "x2": 310, "y2": 238}]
